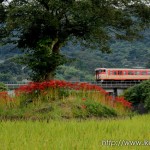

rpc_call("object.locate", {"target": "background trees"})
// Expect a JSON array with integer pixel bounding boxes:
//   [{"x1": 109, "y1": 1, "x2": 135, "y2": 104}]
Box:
[
  {"x1": 2, "y1": 0, "x2": 150, "y2": 81},
  {"x1": 0, "y1": 0, "x2": 6, "y2": 43},
  {"x1": 0, "y1": 29, "x2": 149, "y2": 82}
]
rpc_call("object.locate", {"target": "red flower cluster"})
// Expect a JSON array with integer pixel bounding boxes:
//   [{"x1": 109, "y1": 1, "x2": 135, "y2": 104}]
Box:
[
  {"x1": 81, "y1": 105, "x2": 86, "y2": 109},
  {"x1": 0, "y1": 91, "x2": 8, "y2": 99},
  {"x1": 14, "y1": 80, "x2": 132, "y2": 108},
  {"x1": 0, "y1": 91, "x2": 12, "y2": 101},
  {"x1": 115, "y1": 97, "x2": 132, "y2": 108},
  {"x1": 82, "y1": 98, "x2": 86, "y2": 101}
]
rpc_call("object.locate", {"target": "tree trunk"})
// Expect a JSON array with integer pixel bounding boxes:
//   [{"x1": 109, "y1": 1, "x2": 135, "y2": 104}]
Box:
[
  {"x1": 51, "y1": 38, "x2": 63, "y2": 53},
  {"x1": 45, "y1": 71, "x2": 55, "y2": 81},
  {"x1": 43, "y1": 40, "x2": 63, "y2": 81}
]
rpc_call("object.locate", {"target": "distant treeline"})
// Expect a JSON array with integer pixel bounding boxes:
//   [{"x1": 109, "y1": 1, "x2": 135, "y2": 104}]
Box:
[{"x1": 0, "y1": 29, "x2": 150, "y2": 82}]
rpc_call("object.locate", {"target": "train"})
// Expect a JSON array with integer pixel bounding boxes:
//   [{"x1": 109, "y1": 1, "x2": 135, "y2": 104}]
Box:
[{"x1": 95, "y1": 68, "x2": 150, "y2": 82}]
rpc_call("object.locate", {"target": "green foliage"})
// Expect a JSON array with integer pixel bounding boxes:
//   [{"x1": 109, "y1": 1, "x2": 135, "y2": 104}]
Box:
[
  {"x1": 57, "y1": 88, "x2": 70, "y2": 99},
  {"x1": 0, "y1": 1, "x2": 7, "y2": 42},
  {"x1": 0, "y1": 59, "x2": 23, "y2": 75},
  {"x1": 16, "y1": 38, "x2": 67, "y2": 81},
  {"x1": 0, "y1": 1, "x2": 5, "y2": 23},
  {"x1": 2, "y1": 0, "x2": 150, "y2": 81},
  {"x1": 0, "y1": 29, "x2": 149, "y2": 81},
  {"x1": 65, "y1": 99, "x2": 117, "y2": 119},
  {"x1": 0, "y1": 73, "x2": 14, "y2": 82},
  {"x1": 56, "y1": 65, "x2": 94, "y2": 81},
  {"x1": 1, "y1": 80, "x2": 128, "y2": 119},
  {"x1": 5, "y1": 0, "x2": 149, "y2": 49},
  {"x1": 124, "y1": 80, "x2": 150, "y2": 111},
  {"x1": 62, "y1": 35, "x2": 150, "y2": 74},
  {"x1": 0, "y1": 82, "x2": 7, "y2": 91},
  {"x1": 146, "y1": 59, "x2": 150, "y2": 68},
  {"x1": 84, "y1": 100, "x2": 117, "y2": 117},
  {"x1": 145, "y1": 94, "x2": 150, "y2": 111}
]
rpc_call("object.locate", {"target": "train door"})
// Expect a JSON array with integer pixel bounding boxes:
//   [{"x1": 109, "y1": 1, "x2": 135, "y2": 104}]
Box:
[{"x1": 95, "y1": 69, "x2": 100, "y2": 80}]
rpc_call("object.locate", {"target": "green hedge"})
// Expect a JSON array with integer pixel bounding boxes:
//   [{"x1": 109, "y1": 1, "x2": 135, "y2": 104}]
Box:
[{"x1": 124, "y1": 80, "x2": 150, "y2": 112}]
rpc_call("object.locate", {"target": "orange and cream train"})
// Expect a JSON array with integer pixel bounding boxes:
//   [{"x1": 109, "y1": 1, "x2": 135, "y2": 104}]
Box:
[{"x1": 95, "y1": 68, "x2": 150, "y2": 82}]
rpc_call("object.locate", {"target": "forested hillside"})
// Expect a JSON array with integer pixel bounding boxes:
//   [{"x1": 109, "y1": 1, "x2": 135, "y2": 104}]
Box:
[
  {"x1": 58, "y1": 29, "x2": 150, "y2": 81},
  {"x1": 0, "y1": 30, "x2": 150, "y2": 82}
]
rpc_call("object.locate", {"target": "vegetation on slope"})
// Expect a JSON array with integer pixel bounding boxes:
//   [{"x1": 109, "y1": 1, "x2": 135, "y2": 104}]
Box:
[
  {"x1": 0, "y1": 80, "x2": 131, "y2": 120},
  {"x1": 0, "y1": 31, "x2": 150, "y2": 82}
]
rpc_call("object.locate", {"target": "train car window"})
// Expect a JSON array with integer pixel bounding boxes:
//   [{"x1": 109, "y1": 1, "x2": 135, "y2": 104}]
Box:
[
  {"x1": 110, "y1": 71, "x2": 113, "y2": 75},
  {"x1": 118, "y1": 71, "x2": 122, "y2": 75},
  {"x1": 113, "y1": 71, "x2": 117, "y2": 75},
  {"x1": 128, "y1": 71, "x2": 133, "y2": 75},
  {"x1": 142, "y1": 71, "x2": 147, "y2": 75},
  {"x1": 123, "y1": 71, "x2": 127, "y2": 75},
  {"x1": 136, "y1": 71, "x2": 140, "y2": 75},
  {"x1": 148, "y1": 71, "x2": 150, "y2": 75},
  {"x1": 100, "y1": 70, "x2": 106, "y2": 73}
]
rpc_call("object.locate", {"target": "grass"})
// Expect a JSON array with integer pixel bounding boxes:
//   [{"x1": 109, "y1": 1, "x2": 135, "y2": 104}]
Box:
[
  {"x1": 0, "y1": 80, "x2": 144, "y2": 149},
  {"x1": 0, "y1": 80, "x2": 132, "y2": 119},
  {"x1": 0, "y1": 114, "x2": 150, "y2": 150},
  {"x1": 0, "y1": 96, "x2": 119, "y2": 120}
]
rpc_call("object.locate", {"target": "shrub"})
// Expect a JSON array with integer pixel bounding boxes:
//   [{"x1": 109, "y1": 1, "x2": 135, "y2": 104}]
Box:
[
  {"x1": 84, "y1": 100, "x2": 117, "y2": 117},
  {"x1": 0, "y1": 82, "x2": 7, "y2": 92},
  {"x1": 124, "y1": 80, "x2": 150, "y2": 113},
  {"x1": 73, "y1": 99, "x2": 117, "y2": 118}
]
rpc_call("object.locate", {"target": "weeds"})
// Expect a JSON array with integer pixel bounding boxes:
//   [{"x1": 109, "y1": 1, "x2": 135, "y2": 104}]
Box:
[{"x1": 0, "y1": 80, "x2": 132, "y2": 119}]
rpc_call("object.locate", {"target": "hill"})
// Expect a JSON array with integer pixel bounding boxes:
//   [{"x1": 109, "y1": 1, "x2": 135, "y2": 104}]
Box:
[{"x1": 0, "y1": 29, "x2": 150, "y2": 82}]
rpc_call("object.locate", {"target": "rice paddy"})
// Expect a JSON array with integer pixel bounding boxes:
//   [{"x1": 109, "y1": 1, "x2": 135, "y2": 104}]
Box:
[{"x1": 0, "y1": 114, "x2": 150, "y2": 150}]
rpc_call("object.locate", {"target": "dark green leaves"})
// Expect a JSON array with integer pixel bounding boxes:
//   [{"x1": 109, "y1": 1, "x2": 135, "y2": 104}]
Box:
[{"x1": 2, "y1": 0, "x2": 150, "y2": 81}]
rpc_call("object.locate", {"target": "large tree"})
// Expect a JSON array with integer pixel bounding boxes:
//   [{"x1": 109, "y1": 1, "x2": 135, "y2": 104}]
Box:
[
  {"x1": 0, "y1": 0, "x2": 6, "y2": 42},
  {"x1": 2, "y1": 0, "x2": 150, "y2": 81}
]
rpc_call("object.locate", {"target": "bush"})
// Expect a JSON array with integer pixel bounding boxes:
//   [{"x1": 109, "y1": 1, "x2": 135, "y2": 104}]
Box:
[
  {"x1": 124, "y1": 80, "x2": 150, "y2": 113},
  {"x1": 73, "y1": 100, "x2": 117, "y2": 118},
  {"x1": 84, "y1": 100, "x2": 117, "y2": 117},
  {"x1": 0, "y1": 82, "x2": 7, "y2": 92}
]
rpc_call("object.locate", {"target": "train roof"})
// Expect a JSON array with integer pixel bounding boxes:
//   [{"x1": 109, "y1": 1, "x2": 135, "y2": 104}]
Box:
[{"x1": 95, "y1": 68, "x2": 150, "y2": 71}]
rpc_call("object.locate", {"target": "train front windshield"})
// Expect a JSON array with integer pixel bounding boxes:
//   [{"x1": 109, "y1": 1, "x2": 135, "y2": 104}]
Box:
[
  {"x1": 96, "y1": 69, "x2": 106, "y2": 74},
  {"x1": 95, "y1": 69, "x2": 106, "y2": 80}
]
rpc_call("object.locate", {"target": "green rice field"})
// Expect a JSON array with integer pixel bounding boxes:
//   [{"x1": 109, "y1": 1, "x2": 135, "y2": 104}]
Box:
[{"x1": 0, "y1": 115, "x2": 150, "y2": 150}]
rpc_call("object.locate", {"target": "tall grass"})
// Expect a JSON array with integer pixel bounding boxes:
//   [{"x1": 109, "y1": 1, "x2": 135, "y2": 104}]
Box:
[
  {"x1": 0, "y1": 80, "x2": 132, "y2": 118},
  {"x1": 0, "y1": 114, "x2": 150, "y2": 150}
]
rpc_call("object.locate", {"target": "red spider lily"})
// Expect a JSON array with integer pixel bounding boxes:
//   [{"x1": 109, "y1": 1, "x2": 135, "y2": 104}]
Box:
[
  {"x1": 42, "y1": 91, "x2": 48, "y2": 95},
  {"x1": 82, "y1": 98, "x2": 86, "y2": 101},
  {"x1": 0, "y1": 91, "x2": 12, "y2": 101},
  {"x1": 81, "y1": 105, "x2": 86, "y2": 109},
  {"x1": 14, "y1": 80, "x2": 132, "y2": 109},
  {"x1": 115, "y1": 97, "x2": 132, "y2": 108},
  {"x1": 0, "y1": 91, "x2": 8, "y2": 99}
]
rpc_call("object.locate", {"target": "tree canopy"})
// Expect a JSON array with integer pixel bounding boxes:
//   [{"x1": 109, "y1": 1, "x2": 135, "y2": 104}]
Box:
[
  {"x1": 0, "y1": 0, "x2": 6, "y2": 42},
  {"x1": 1, "y1": 0, "x2": 150, "y2": 81}
]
